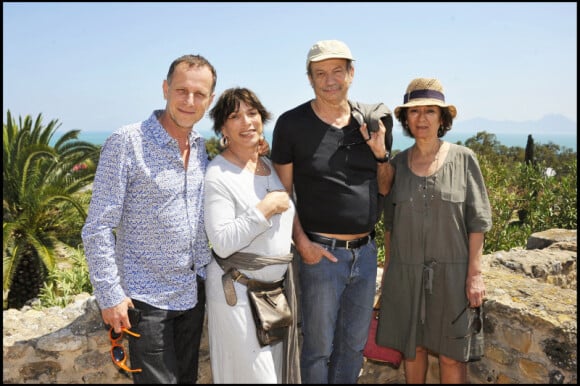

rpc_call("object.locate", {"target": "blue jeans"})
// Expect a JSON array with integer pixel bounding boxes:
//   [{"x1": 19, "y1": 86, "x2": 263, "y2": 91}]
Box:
[{"x1": 299, "y1": 241, "x2": 377, "y2": 384}]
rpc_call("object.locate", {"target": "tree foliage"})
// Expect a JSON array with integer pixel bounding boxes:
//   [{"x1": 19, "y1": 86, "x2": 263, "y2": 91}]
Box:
[
  {"x1": 460, "y1": 132, "x2": 576, "y2": 253},
  {"x1": 479, "y1": 154, "x2": 576, "y2": 253},
  {"x1": 3, "y1": 110, "x2": 100, "y2": 309},
  {"x1": 205, "y1": 136, "x2": 221, "y2": 160}
]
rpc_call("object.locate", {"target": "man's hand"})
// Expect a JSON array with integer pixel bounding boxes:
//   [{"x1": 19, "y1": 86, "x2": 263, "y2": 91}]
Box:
[
  {"x1": 360, "y1": 120, "x2": 388, "y2": 160},
  {"x1": 258, "y1": 136, "x2": 270, "y2": 156},
  {"x1": 296, "y1": 237, "x2": 338, "y2": 264},
  {"x1": 101, "y1": 297, "x2": 135, "y2": 334}
]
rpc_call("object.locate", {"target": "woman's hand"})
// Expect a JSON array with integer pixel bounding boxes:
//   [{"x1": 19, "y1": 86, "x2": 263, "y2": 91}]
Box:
[
  {"x1": 465, "y1": 272, "x2": 486, "y2": 307},
  {"x1": 257, "y1": 190, "x2": 290, "y2": 219}
]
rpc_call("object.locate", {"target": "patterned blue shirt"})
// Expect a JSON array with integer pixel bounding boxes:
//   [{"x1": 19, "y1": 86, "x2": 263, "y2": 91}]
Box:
[{"x1": 82, "y1": 110, "x2": 211, "y2": 311}]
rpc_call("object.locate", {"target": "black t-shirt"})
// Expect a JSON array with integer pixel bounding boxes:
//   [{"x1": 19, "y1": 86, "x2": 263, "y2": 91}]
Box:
[{"x1": 270, "y1": 101, "x2": 379, "y2": 234}]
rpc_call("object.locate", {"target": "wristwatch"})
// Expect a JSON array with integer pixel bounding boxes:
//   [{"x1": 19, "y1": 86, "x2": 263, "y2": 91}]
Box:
[{"x1": 374, "y1": 151, "x2": 390, "y2": 163}]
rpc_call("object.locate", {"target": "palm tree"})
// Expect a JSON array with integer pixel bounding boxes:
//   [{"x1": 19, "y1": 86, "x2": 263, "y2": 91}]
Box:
[{"x1": 3, "y1": 110, "x2": 100, "y2": 309}]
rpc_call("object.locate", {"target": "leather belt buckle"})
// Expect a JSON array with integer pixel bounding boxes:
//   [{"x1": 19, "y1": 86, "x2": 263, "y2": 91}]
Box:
[
  {"x1": 346, "y1": 234, "x2": 368, "y2": 249},
  {"x1": 232, "y1": 271, "x2": 244, "y2": 283}
]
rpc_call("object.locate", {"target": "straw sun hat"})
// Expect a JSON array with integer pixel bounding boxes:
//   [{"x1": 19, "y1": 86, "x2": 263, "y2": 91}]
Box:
[{"x1": 394, "y1": 78, "x2": 457, "y2": 119}]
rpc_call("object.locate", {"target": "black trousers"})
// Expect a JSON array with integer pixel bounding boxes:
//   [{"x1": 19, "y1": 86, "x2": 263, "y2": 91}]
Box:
[{"x1": 129, "y1": 277, "x2": 206, "y2": 384}]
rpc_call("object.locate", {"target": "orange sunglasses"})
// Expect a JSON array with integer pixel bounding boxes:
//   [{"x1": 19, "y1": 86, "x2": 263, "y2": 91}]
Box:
[{"x1": 109, "y1": 327, "x2": 142, "y2": 373}]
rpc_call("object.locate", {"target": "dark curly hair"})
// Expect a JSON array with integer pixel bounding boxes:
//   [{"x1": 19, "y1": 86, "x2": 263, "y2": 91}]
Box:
[{"x1": 209, "y1": 88, "x2": 271, "y2": 137}]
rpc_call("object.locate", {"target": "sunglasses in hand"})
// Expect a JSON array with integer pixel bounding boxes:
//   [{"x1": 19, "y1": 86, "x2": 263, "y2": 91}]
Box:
[
  {"x1": 449, "y1": 302, "x2": 483, "y2": 340},
  {"x1": 109, "y1": 327, "x2": 142, "y2": 373}
]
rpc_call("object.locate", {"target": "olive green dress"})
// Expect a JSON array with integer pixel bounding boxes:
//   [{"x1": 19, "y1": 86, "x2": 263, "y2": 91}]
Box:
[{"x1": 376, "y1": 143, "x2": 492, "y2": 362}]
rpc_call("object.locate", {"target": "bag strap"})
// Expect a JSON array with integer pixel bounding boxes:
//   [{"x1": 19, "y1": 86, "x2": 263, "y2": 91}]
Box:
[
  {"x1": 221, "y1": 268, "x2": 250, "y2": 306},
  {"x1": 221, "y1": 267, "x2": 286, "y2": 306}
]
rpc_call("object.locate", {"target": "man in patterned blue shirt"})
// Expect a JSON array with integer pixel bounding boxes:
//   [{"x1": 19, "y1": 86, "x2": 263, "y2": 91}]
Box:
[{"x1": 82, "y1": 54, "x2": 216, "y2": 383}]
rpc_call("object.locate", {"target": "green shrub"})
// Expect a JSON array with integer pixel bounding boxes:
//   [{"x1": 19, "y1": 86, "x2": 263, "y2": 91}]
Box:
[
  {"x1": 480, "y1": 156, "x2": 576, "y2": 253},
  {"x1": 37, "y1": 245, "x2": 93, "y2": 309}
]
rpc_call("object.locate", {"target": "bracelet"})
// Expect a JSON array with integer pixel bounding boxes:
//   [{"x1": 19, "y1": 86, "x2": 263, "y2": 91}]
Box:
[{"x1": 374, "y1": 151, "x2": 390, "y2": 163}]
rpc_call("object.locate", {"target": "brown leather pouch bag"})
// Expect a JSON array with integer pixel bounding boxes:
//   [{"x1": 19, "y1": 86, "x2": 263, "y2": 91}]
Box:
[{"x1": 247, "y1": 278, "x2": 292, "y2": 347}]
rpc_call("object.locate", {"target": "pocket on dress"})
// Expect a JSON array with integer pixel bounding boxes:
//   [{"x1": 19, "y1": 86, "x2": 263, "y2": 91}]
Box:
[{"x1": 441, "y1": 188, "x2": 465, "y2": 203}]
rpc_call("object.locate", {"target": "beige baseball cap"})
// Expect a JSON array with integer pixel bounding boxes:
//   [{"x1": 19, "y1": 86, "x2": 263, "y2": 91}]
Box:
[{"x1": 306, "y1": 40, "x2": 354, "y2": 71}]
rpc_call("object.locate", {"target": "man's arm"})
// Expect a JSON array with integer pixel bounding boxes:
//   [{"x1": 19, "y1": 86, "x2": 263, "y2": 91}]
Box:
[
  {"x1": 359, "y1": 119, "x2": 394, "y2": 195},
  {"x1": 272, "y1": 162, "x2": 337, "y2": 263}
]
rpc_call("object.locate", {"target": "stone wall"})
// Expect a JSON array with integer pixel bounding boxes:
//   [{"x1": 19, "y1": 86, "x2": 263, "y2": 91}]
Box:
[{"x1": 3, "y1": 229, "x2": 577, "y2": 384}]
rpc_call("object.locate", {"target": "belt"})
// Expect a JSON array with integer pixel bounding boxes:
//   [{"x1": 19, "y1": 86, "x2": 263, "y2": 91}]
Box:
[
  {"x1": 305, "y1": 230, "x2": 376, "y2": 249},
  {"x1": 221, "y1": 268, "x2": 285, "y2": 306}
]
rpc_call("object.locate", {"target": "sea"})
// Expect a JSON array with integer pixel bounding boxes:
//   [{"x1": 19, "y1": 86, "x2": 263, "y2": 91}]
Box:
[{"x1": 77, "y1": 129, "x2": 577, "y2": 152}]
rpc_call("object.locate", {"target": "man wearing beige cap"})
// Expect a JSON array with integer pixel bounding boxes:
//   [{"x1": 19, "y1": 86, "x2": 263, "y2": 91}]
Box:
[{"x1": 271, "y1": 39, "x2": 393, "y2": 383}]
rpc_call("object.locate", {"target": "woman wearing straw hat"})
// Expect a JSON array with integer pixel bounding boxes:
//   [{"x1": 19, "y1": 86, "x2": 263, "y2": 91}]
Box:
[{"x1": 375, "y1": 78, "x2": 492, "y2": 383}]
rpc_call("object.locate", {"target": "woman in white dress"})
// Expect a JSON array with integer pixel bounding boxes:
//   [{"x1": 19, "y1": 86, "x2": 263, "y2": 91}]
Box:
[{"x1": 203, "y1": 87, "x2": 298, "y2": 383}]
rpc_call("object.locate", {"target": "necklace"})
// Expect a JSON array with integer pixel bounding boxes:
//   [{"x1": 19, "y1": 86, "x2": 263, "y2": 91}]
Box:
[
  {"x1": 409, "y1": 140, "x2": 442, "y2": 212},
  {"x1": 227, "y1": 148, "x2": 269, "y2": 176},
  {"x1": 410, "y1": 139, "x2": 442, "y2": 177},
  {"x1": 227, "y1": 148, "x2": 272, "y2": 193}
]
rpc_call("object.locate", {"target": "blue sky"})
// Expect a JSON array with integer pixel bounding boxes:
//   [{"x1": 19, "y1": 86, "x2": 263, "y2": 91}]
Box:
[{"x1": 3, "y1": 2, "x2": 577, "y2": 140}]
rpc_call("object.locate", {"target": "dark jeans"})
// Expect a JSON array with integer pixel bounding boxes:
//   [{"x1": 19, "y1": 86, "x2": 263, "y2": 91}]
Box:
[{"x1": 128, "y1": 277, "x2": 206, "y2": 384}]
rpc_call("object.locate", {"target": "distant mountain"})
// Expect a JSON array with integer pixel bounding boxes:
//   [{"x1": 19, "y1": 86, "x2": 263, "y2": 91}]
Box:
[{"x1": 453, "y1": 114, "x2": 576, "y2": 136}]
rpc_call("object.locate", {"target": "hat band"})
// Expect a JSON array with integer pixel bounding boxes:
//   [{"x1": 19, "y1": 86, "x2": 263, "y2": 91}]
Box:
[{"x1": 404, "y1": 89, "x2": 445, "y2": 103}]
